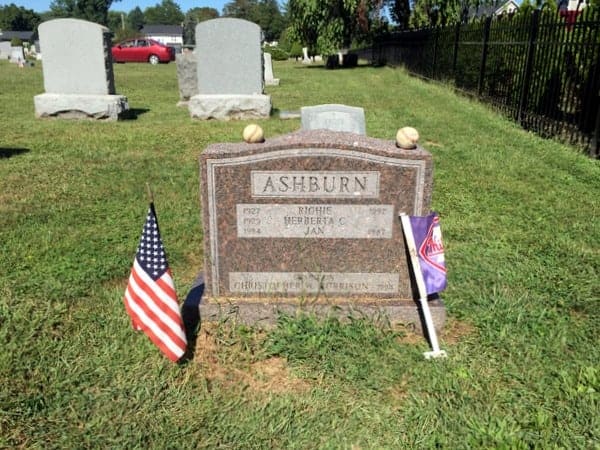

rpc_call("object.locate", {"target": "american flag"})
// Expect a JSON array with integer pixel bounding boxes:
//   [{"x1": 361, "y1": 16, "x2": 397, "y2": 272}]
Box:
[{"x1": 124, "y1": 205, "x2": 187, "y2": 362}]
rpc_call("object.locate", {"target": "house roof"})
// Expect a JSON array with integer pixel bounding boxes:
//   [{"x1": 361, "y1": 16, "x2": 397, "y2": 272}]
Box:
[
  {"x1": 141, "y1": 25, "x2": 183, "y2": 35},
  {"x1": 469, "y1": 0, "x2": 519, "y2": 18},
  {"x1": 0, "y1": 30, "x2": 35, "y2": 42}
]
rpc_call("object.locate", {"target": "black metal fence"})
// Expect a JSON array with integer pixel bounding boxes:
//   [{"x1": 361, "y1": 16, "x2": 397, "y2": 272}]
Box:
[{"x1": 358, "y1": 8, "x2": 600, "y2": 158}]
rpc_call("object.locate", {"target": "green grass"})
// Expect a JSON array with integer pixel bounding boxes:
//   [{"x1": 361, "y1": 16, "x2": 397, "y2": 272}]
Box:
[{"x1": 1, "y1": 59, "x2": 598, "y2": 448}]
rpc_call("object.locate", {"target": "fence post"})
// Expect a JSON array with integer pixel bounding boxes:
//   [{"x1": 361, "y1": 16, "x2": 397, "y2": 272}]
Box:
[
  {"x1": 518, "y1": 9, "x2": 541, "y2": 124},
  {"x1": 452, "y1": 23, "x2": 460, "y2": 78},
  {"x1": 478, "y1": 17, "x2": 492, "y2": 96},
  {"x1": 432, "y1": 29, "x2": 439, "y2": 79}
]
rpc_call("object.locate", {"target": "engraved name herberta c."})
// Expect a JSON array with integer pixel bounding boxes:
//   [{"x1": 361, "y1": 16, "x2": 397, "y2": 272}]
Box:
[{"x1": 251, "y1": 171, "x2": 380, "y2": 198}]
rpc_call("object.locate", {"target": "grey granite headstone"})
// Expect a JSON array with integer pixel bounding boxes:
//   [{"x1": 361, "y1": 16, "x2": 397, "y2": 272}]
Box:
[
  {"x1": 263, "y1": 52, "x2": 279, "y2": 86},
  {"x1": 198, "y1": 129, "x2": 445, "y2": 332},
  {"x1": 188, "y1": 18, "x2": 271, "y2": 120},
  {"x1": 176, "y1": 51, "x2": 198, "y2": 106},
  {"x1": 0, "y1": 42, "x2": 10, "y2": 60},
  {"x1": 34, "y1": 18, "x2": 128, "y2": 120},
  {"x1": 9, "y1": 47, "x2": 24, "y2": 63},
  {"x1": 301, "y1": 104, "x2": 366, "y2": 135}
]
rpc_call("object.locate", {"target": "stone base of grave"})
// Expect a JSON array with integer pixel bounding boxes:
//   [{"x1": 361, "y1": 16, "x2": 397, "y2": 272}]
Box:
[
  {"x1": 188, "y1": 94, "x2": 271, "y2": 120},
  {"x1": 199, "y1": 297, "x2": 446, "y2": 333},
  {"x1": 34, "y1": 93, "x2": 129, "y2": 120}
]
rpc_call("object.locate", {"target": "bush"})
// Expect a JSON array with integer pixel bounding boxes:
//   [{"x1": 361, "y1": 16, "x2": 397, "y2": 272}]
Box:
[
  {"x1": 264, "y1": 46, "x2": 289, "y2": 61},
  {"x1": 10, "y1": 37, "x2": 23, "y2": 47}
]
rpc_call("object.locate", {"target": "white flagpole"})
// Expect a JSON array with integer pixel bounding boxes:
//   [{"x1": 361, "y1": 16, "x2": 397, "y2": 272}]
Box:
[{"x1": 400, "y1": 213, "x2": 447, "y2": 359}]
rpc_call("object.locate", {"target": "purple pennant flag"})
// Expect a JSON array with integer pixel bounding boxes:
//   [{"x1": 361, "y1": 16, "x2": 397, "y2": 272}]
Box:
[{"x1": 409, "y1": 213, "x2": 447, "y2": 295}]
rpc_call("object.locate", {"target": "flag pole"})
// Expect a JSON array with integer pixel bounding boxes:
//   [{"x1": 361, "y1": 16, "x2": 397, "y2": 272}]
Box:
[
  {"x1": 400, "y1": 213, "x2": 447, "y2": 359},
  {"x1": 146, "y1": 182, "x2": 154, "y2": 205}
]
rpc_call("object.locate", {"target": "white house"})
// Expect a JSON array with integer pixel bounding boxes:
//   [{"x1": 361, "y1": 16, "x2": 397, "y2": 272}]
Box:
[{"x1": 141, "y1": 25, "x2": 183, "y2": 52}]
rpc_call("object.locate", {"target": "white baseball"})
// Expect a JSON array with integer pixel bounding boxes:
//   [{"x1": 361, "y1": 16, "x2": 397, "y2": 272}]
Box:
[
  {"x1": 396, "y1": 127, "x2": 420, "y2": 149},
  {"x1": 243, "y1": 124, "x2": 264, "y2": 143}
]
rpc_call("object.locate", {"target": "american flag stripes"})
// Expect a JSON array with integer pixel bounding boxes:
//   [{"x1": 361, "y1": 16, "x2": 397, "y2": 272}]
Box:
[{"x1": 124, "y1": 205, "x2": 187, "y2": 362}]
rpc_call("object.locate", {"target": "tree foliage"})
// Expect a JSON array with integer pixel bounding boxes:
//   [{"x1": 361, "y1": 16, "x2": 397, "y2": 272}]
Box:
[
  {"x1": 222, "y1": 0, "x2": 287, "y2": 41},
  {"x1": 49, "y1": 0, "x2": 116, "y2": 25},
  {"x1": 0, "y1": 3, "x2": 41, "y2": 30},
  {"x1": 287, "y1": 0, "x2": 384, "y2": 55},
  {"x1": 183, "y1": 7, "x2": 219, "y2": 45},
  {"x1": 127, "y1": 6, "x2": 144, "y2": 30},
  {"x1": 143, "y1": 0, "x2": 184, "y2": 25}
]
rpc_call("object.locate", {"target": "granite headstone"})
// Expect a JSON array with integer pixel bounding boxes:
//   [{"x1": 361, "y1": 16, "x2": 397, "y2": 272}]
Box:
[
  {"x1": 189, "y1": 18, "x2": 271, "y2": 120},
  {"x1": 0, "y1": 41, "x2": 10, "y2": 60},
  {"x1": 9, "y1": 46, "x2": 24, "y2": 64},
  {"x1": 34, "y1": 18, "x2": 129, "y2": 120},
  {"x1": 176, "y1": 51, "x2": 198, "y2": 106},
  {"x1": 199, "y1": 129, "x2": 445, "y2": 331},
  {"x1": 301, "y1": 104, "x2": 366, "y2": 135}
]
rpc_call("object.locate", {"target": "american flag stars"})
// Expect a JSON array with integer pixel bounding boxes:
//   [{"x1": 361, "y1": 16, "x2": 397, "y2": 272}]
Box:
[{"x1": 136, "y1": 211, "x2": 168, "y2": 279}]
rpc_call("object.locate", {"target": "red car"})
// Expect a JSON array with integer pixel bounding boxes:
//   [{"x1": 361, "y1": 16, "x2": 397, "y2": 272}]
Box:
[{"x1": 111, "y1": 38, "x2": 175, "y2": 65}]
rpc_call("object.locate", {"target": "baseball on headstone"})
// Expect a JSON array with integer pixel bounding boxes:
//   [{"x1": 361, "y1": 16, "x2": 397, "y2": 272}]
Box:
[{"x1": 396, "y1": 127, "x2": 419, "y2": 149}]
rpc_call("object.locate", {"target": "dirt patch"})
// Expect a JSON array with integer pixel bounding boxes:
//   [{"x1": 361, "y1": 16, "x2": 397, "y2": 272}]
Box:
[
  {"x1": 395, "y1": 318, "x2": 476, "y2": 345},
  {"x1": 193, "y1": 324, "x2": 310, "y2": 395}
]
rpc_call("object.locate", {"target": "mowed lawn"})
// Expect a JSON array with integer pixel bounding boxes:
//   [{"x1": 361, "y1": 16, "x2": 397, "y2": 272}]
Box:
[{"x1": 0, "y1": 59, "x2": 598, "y2": 448}]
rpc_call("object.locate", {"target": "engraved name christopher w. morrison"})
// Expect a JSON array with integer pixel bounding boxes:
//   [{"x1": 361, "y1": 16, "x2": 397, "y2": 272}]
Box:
[{"x1": 251, "y1": 171, "x2": 380, "y2": 198}]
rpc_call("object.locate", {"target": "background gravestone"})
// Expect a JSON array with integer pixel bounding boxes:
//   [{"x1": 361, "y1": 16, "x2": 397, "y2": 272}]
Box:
[
  {"x1": 263, "y1": 52, "x2": 279, "y2": 86},
  {"x1": 34, "y1": 18, "x2": 128, "y2": 120},
  {"x1": 175, "y1": 51, "x2": 198, "y2": 106},
  {"x1": 199, "y1": 129, "x2": 445, "y2": 331},
  {"x1": 188, "y1": 18, "x2": 270, "y2": 120},
  {"x1": 301, "y1": 104, "x2": 366, "y2": 135},
  {"x1": 0, "y1": 42, "x2": 10, "y2": 60},
  {"x1": 9, "y1": 46, "x2": 24, "y2": 64}
]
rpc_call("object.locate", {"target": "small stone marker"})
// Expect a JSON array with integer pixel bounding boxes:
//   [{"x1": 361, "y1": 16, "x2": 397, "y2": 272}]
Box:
[
  {"x1": 263, "y1": 52, "x2": 279, "y2": 86},
  {"x1": 175, "y1": 51, "x2": 198, "y2": 106},
  {"x1": 302, "y1": 47, "x2": 311, "y2": 64},
  {"x1": 301, "y1": 104, "x2": 366, "y2": 135},
  {"x1": 34, "y1": 18, "x2": 128, "y2": 120},
  {"x1": 189, "y1": 18, "x2": 271, "y2": 120},
  {"x1": 199, "y1": 129, "x2": 445, "y2": 331}
]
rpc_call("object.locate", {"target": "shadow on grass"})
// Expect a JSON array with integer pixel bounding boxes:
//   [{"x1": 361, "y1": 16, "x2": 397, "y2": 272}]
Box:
[
  {"x1": 121, "y1": 108, "x2": 150, "y2": 120},
  {"x1": 179, "y1": 273, "x2": 203, "y2": 364},
  {"x1": 293, "y1": 63, "x2": 382, "y2": 71},
  {"x1": 0, "y1": 147, "x2": 30, "y2": 158}
]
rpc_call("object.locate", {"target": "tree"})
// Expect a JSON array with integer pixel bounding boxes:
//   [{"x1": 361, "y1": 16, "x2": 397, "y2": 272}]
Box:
[
  {"x1": 387, "y1": 0, "x2": 410, "y2": 29},
  {"x1": 48, "y1": 0, "x2": 116, "y2": 25},
  {"x1": 128, "y1": 6, "x2": 145, "y2": 30},
  {"x1": 222, "y1": 0, "x2": 258, "y2": 19},
  {"x1": 253, "y1": 0, "x2": 287, "y2": 41},
  {"x1": 409, "y1": 0, "x2": 465, "y2": 28},
  {"x1": 222, "y1": 0, "x2": 287, "y2": 41},
  {"x1": 183, "y1": 7, "x2": 219, "y2": 45},
  {"x1": 287, "y1": 0, "x2": 383, "y2": 55},
  {"x1": 143, "y1": 0, "x2": 184, "y2": 25},
  {"x1": 0, "y1": 3, "x2": 41, "y2": 30}
]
